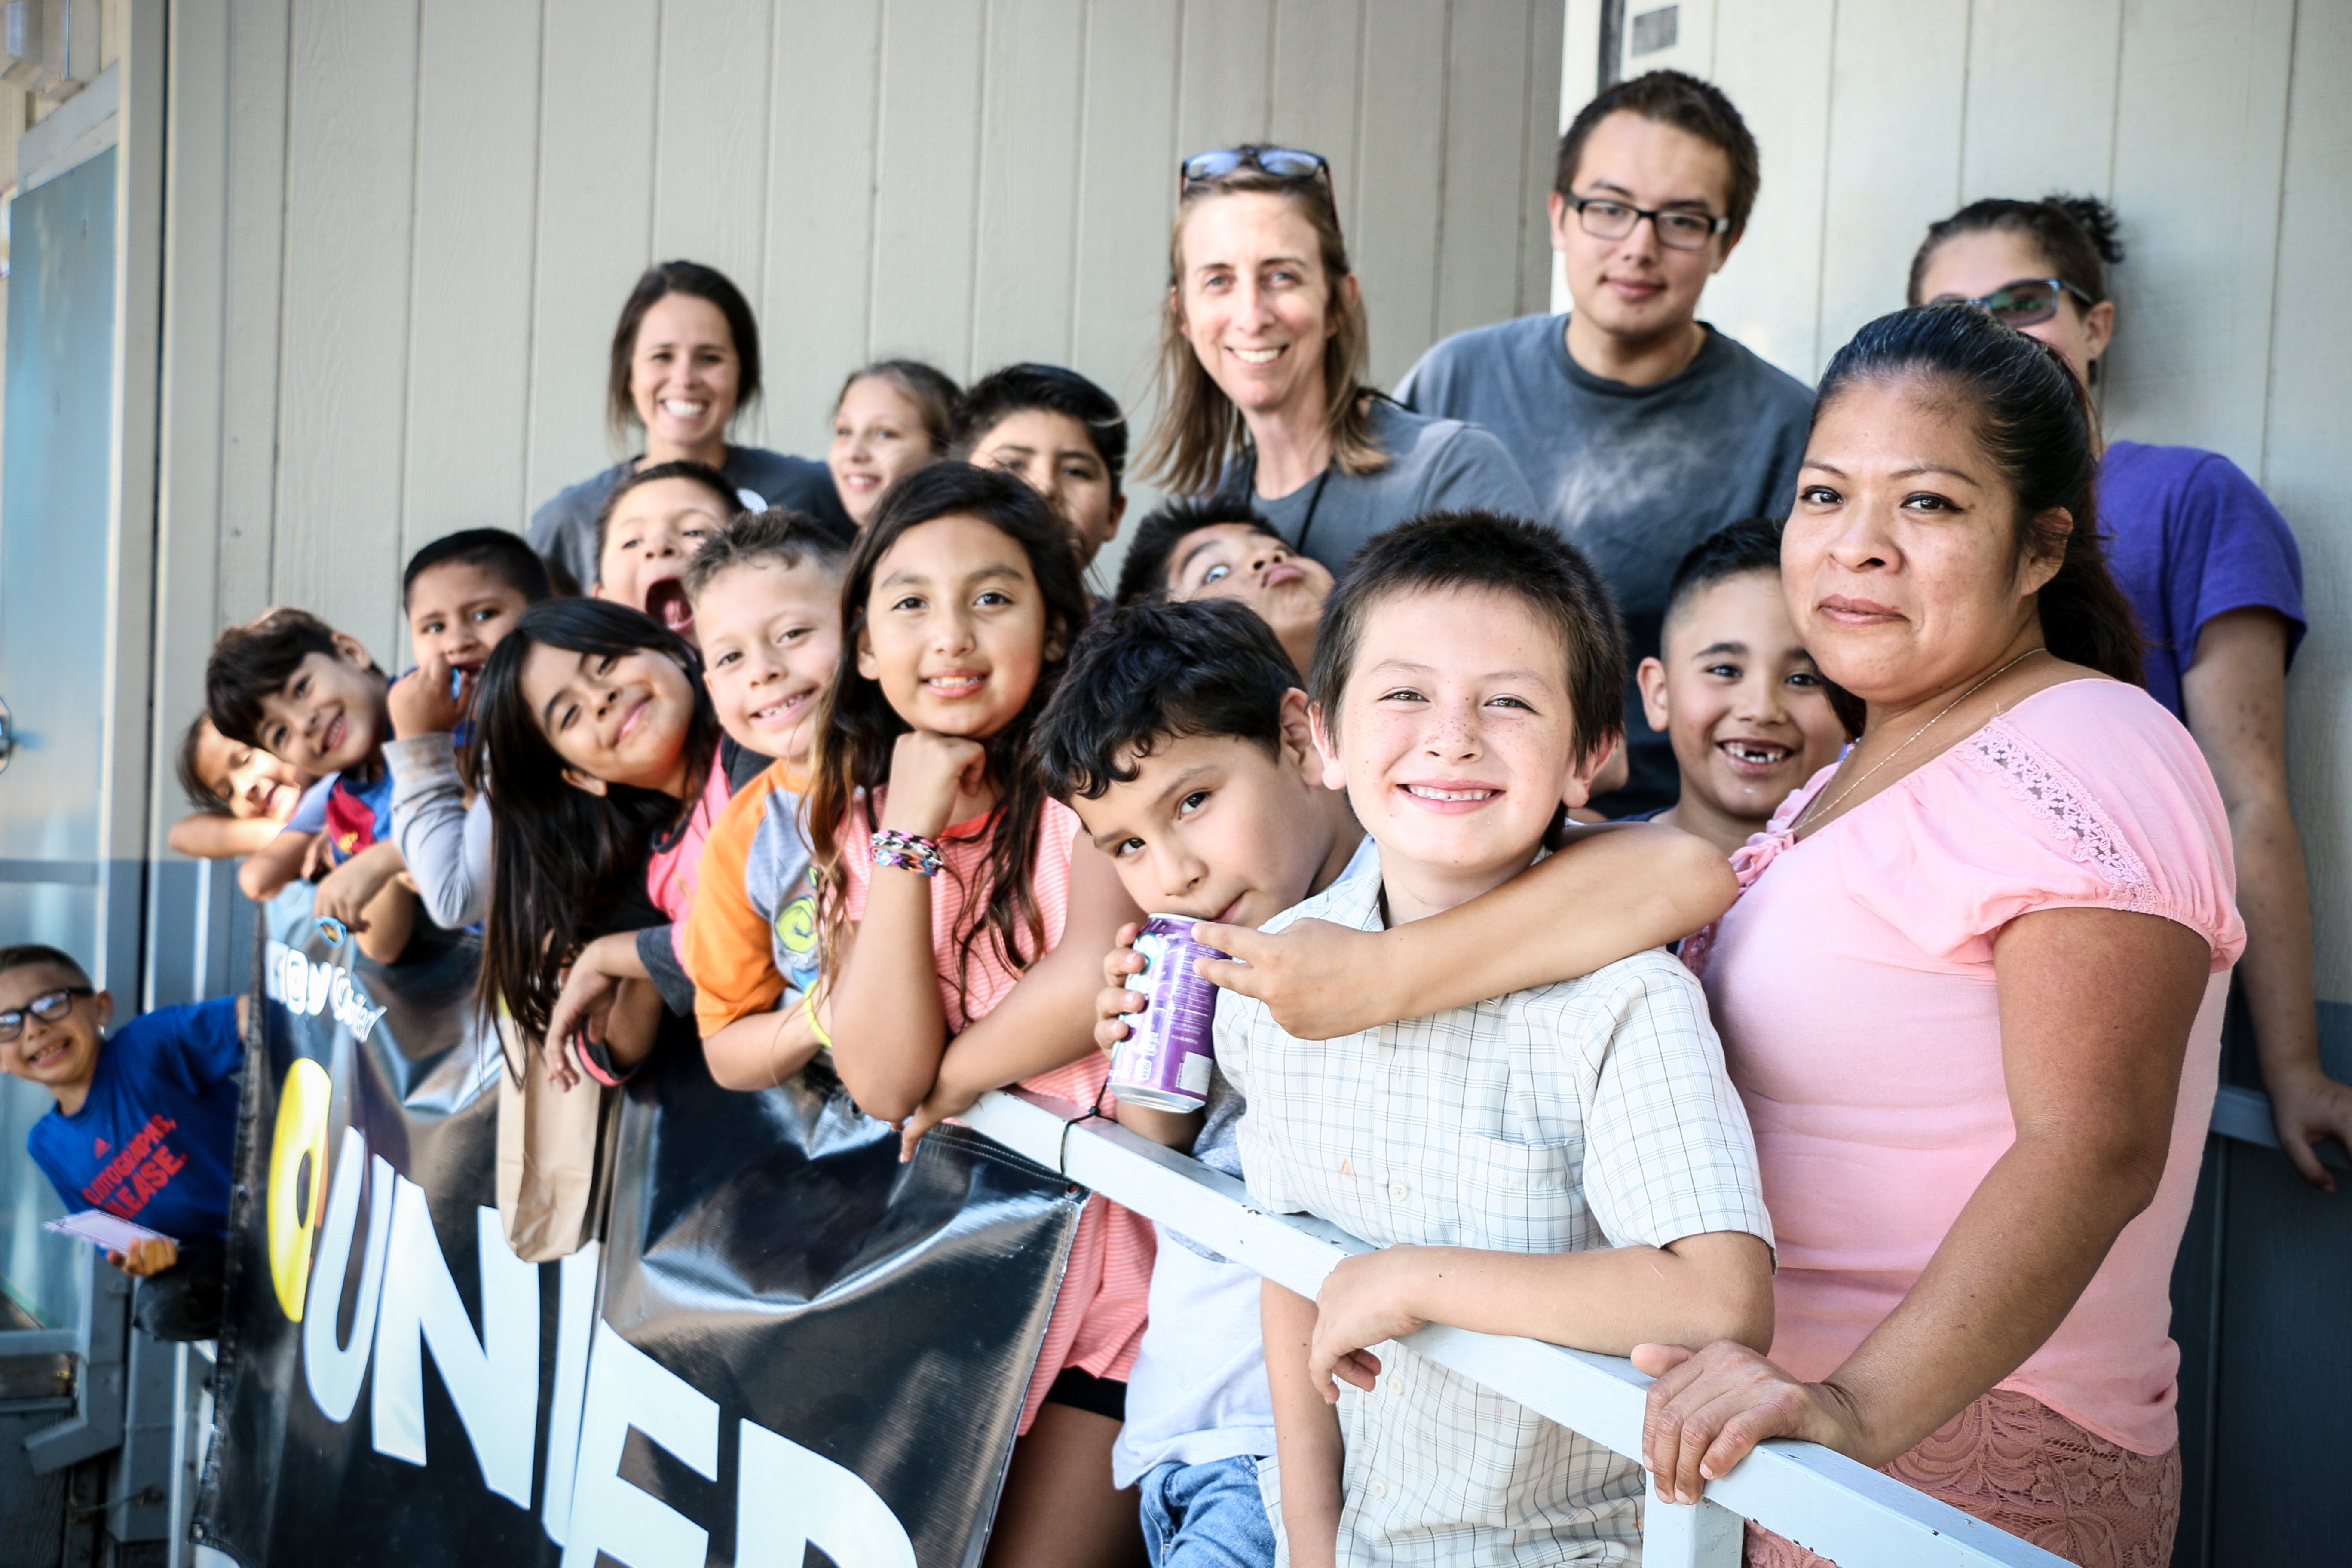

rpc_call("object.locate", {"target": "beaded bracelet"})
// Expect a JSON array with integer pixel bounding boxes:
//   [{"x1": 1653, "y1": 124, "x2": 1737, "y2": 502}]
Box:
[{"x1": 871, "y1": 828, "x2": 946, "y2": 877}]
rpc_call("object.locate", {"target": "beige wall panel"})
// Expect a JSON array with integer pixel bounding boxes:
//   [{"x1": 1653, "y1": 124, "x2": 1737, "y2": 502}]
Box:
[
  {"x1": 2265, "y1": 0, "x2": 2352, "y2": 1000},
  {"x1": 1813, "y1": 0, "x2": 1968, "y2": 368},
  {"x1": 1069, "y1": 0, "x2": 1182, "y2": 440},
  {"x1": 1514, "y1": 0, "x2": 1564, "y2": 316},
  {"x1": 1353, "y1": 0, "x2": 1447, "y2": 387},
  {"x1": 402, "y1": 0, "x2": 542, "y2": 587},
  {"x1": 524, "y1": 0, "x2": 658, "y2": 524},
  {"x1": 215, "y1": 0, "x2": 293, "y2": 624},
  {"x1": 970, "y1": 0, "x2": 1087, "y2": 373},
  {"x1": 1433, "y1": 0, "x2": 1536, "y2": 342},
  {"x1": 273, "y1": 0, "x2": 421, "y2": 656},
  {"x1": 2101, "y1": 0, "x2": 2291, "y2": 474},
  {"x1": 152, "y1": 0, "x2": 231, "y2": 802},
  {"x1": 1268, "y1": 0, "x2": 1363, "y2": 236},
  {"x1": 1959, "y1": 0, "x2": 2120, "y2": 204},
  {"x1": 1700, "y1": 0, "x2": 1834, "y2": 384},
  {"x1": 870, "y1": 0, "x2": 987, "y2": 376},
  {"x1": 653, "y1": 0, "x2": 775, "y2": 300},
  {"x1": 1177, "y1": 0, "x2": 1275, "y2": 156},
  {"x1": 759, "y1": 0, "x2": 882, "y2": 456}
]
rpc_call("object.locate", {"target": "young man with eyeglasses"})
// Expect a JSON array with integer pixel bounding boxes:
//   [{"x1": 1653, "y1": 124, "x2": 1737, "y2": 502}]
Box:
[
  {"x1": 0, "y1": 944, "x2": 246, "y2": 1341},
  {"x1": 1396, "y1": 70, "x2": 1812, "y2": 815}
]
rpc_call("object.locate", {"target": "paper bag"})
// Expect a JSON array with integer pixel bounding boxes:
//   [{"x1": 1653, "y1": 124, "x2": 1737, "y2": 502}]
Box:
[{"x1": 494, "y1": 1015, "x2": 619, "y2": 1262}]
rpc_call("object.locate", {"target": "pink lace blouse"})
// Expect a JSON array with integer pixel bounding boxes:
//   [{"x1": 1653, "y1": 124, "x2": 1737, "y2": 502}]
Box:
[{"x1": 1700, "y1": 679, "x2": 2244, "y2": 1457}]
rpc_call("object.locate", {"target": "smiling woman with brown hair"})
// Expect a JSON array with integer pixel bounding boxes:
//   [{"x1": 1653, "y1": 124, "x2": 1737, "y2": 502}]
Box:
[
  {"x1": 529, "y1": 261, "x2": 851, "y2": 594},
  {"x1": 1643, "y1": 304, "x2": 2241, "y2": 1568},
  {"x1": 1137, "y1": 145, "x2": 1534, "y2": 572}
]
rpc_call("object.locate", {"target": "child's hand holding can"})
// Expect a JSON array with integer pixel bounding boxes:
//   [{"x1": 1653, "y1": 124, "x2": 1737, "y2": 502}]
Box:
[{"x1": 1093, "y1": 922, "x2": 1148, "y2": 1057}]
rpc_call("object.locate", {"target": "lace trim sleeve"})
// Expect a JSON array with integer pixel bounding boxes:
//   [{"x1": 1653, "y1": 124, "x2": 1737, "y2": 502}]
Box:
[{"x1": 1956, "y1": 718, "x2": 2156, "y2": 913}]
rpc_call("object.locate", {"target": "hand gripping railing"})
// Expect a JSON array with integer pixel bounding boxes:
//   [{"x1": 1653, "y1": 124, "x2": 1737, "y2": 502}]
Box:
[{"x1": 962, "y1": 1089, "x2": 2069, "y2": 1568}]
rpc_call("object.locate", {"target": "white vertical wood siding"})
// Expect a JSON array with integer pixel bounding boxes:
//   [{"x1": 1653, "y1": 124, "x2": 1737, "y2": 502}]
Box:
[
  {"x1": 1577, "y1": 0, "x2": 2352, "y2": 1002},
  {"x1": 153, "y1": 0, "x2": 1562, "y2": 679}
]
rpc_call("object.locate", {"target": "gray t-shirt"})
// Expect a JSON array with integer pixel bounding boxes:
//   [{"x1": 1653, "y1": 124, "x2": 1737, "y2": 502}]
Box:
[
  {"x1": 1226, "y1": 398, "x2": 1538, "y2": 574},
  {"x1": 527, "y1": 444, "x2": 851, "y2": 596},
  {"x1": 1397, "y1": 315, "x2": 1814, "y2": 813}
]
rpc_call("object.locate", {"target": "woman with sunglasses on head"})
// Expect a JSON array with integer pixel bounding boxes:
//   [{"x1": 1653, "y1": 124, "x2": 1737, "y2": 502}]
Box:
[
  {"x1": 1137, "y1": 145, "x2": 1536, "y2": 573},
  {"x1": 1912, "y1": 196, "x2": 2350, "y2": 1192}
]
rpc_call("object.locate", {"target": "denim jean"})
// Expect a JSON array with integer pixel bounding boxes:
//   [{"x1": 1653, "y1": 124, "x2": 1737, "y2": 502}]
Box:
[{"x1": 1139, "y1": 1455, "x2": 1277, "y2": 1568}]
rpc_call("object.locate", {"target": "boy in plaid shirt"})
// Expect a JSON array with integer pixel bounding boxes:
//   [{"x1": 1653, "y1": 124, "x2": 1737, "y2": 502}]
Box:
[{"x1": 1216, "y1": 514, "x2": 1774, "y2": 1566}]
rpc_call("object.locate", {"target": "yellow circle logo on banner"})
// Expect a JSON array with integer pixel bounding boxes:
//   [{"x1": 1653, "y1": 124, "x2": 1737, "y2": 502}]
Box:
[{"x1": 267, "y1": 1057, "x2": 333, "y2": 1321}]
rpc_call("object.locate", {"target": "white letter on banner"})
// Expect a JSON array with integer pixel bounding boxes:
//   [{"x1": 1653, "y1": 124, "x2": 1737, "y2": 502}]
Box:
[
  {"x1": 735, "y1": 1418, "x2": 917, "y2": 1568},
  {"x1": 368, "y1": 1187, "x2": 539, "y2": 1505},
  {"x1": 542, "y1": 1240, "x2": 603, "y2": 1547},
  {"x1": 304, "y1": 1136, "x2": 393, "y2": 1424},
  {"x1": 562, "y1": 1320, "x2": 718, "y2": 1568}
]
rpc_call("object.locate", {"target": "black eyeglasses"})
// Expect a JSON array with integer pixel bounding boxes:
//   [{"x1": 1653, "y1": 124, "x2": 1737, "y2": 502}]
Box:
[
  {"x1": 1562, "y1": 193, "x2": 1731, "y2": 252},
  {"x1": 1180, "y1": 145, "x2": 1340, "y2": 231},
  {"x1": 0, "y1": 986, "x2": 93, "y2": 1042},
  {"x1": 1932, "y1": 277, "x2": 2098, "y2": 328}
]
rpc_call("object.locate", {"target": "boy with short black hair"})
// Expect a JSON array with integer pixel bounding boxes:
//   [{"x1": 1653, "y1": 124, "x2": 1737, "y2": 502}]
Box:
[
  {"x1": 0, "y1": 944, "x2": 247, "y2": 1341},
  {"x1": 1632, "y1": 518, "x2": 1853, "y2": 852},
  {"x1": 384, "y1": 528, "x2": 556, "y2": 929},
  {"x1": 1396, "y1": 70, "x2": 1813, "y2": 815},
  {"x1": 954, "y1": 363, "x2": 1129, "y2": 565},
  {"x1": 681, "y1": 508, "x2": 851, "y2": 1090},
  {"x1": 1036, "y1": 596, "x2": 1360, "y2": 1568},
  {"x1": 207, "y1": 608, "x2": 416, "y2": 962},
  {"x1": 1224, "y1": 511, "x2": 1773, "y2": 1566},
  {"x1": 591, "y1": 457, "x2": 743, "y2": 644},
  {"x1": 1113, "y1": 497, "x2": 1333, "y2": 678}
]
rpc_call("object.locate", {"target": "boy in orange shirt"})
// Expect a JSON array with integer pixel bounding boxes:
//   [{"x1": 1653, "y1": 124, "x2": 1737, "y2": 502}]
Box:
[{"x1": 676, "y1": 509, "x2": 851, "y2": 1089}]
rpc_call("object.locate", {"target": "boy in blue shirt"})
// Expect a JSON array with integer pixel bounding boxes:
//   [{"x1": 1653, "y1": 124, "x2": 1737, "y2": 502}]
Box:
[
  {"x1": 0, "y1": 944, "x2": 247, "y2": 1341},
  {"x1": 208, "y1": 607, "x2": 417, "y2": 962}
]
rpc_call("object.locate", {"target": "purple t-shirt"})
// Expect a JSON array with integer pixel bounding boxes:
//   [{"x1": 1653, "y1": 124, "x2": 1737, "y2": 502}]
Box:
[{"x1": 2100, "y1": 441, "x2": 2305, "y2": 720}]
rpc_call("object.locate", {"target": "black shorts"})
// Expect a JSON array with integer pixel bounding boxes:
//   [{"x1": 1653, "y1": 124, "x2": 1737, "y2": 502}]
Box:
[{"x1": 1042, "y1": 1366, "x2": 1127, "y2": 1421}]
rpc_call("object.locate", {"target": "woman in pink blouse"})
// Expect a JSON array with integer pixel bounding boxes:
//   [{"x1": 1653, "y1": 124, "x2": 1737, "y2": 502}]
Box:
[{"x1": 1641, "y1": 304, "x2": 2242, "y2": 1568}]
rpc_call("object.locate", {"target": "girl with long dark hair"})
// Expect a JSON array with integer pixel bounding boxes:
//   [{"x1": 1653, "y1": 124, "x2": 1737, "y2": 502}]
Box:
[
  {"x1": 472, "y1": 599, "x2": 746, "y2": 1085},
  {"x1": 805, "y1": 461, "x2": 1152, "y2": 1568}
]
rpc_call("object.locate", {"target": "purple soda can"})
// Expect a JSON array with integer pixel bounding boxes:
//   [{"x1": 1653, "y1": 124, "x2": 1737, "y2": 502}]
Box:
[{"x1": 1110, "y1": 914, "x2": 1227, "y2": 1111}]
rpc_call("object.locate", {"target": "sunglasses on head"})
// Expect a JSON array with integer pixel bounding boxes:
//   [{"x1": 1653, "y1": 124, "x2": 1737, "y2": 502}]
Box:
[
  {"x1": 0, "y1": 986, "x2": 93, "y2": 1043},
  {"x1": 1179, "y1": 145, "x2": 1340, "y2": 232},
  {"x1": 1934, "y1": 276, "x2": 2097, "y2": 328}
]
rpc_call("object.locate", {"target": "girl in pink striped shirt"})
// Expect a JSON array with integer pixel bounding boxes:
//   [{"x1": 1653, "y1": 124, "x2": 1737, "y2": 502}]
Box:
[{"x1": 808, "y1": 462, "x2": 1153, "y2": 1568}]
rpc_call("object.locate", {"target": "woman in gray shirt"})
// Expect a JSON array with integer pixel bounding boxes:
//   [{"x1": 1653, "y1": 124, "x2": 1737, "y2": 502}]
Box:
[
  {"x1": 1136, "y1": 146, "x2": 1534, "y2": 574},
  {"x1": 527, "y1": 261, "x2": 848, "y2": 594}
]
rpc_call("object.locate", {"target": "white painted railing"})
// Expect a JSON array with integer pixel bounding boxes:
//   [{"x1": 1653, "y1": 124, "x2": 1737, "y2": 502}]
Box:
[{"x1": 962, "y1": 1088, "x2": 2068, "y2": 1568}]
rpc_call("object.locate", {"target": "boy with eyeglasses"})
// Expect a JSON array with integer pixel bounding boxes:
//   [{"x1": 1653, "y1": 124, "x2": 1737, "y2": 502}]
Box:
[
  {"x1": 0, "y1": 945, "x2": 247, "y2": 1341},
  {"x1": 1396, "y1": 69, "x2": 1812, "y2": 816}
]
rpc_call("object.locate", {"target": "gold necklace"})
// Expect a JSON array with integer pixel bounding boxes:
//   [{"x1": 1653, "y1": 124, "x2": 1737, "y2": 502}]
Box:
[{"x1": 1792, "y1": 647, "x2": 2048, "y2": 834}]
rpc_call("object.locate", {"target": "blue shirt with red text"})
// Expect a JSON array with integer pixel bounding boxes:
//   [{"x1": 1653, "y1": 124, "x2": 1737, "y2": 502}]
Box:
[{"x1": 25, "y1": 997, "x2": 242, "y2": 1242}]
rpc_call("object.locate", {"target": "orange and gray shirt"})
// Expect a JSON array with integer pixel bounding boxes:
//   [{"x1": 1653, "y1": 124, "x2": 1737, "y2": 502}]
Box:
[{"x1": 681, "y1": 756, "x2": 819, "y2": 1038}]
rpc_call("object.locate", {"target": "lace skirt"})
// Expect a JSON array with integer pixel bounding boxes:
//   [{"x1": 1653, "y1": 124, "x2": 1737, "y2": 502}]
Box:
[{"x1": 1744, "y1": 1388, "x2": 2181, "y2": 1568}]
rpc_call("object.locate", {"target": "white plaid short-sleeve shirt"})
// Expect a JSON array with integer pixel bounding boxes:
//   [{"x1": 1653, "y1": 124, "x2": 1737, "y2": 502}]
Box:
[{"x1": 1219, "y1": 839, "x2": 1773, "y2": 1566}]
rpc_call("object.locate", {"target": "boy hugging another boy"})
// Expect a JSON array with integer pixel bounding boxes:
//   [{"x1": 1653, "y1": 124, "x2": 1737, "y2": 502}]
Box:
[
  {"x1": 1221, "y1": 514, "x2": 1773, "y2": 1566},
  {"x1": 1035, "y1": 596, "x2": 1362, "y2": 1568},
  {"x1": 681, "y1": 509, "x2": 849, "y2": 1090}
]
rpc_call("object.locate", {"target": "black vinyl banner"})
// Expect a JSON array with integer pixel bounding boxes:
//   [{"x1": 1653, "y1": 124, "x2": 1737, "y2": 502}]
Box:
[{"x1": 195, "y1": 891, "x2": 1083, "y2": 1568}]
